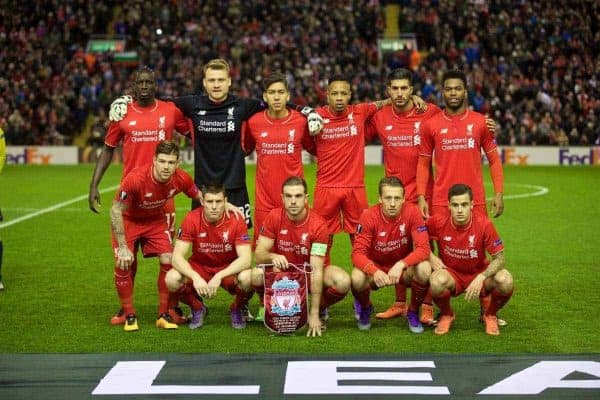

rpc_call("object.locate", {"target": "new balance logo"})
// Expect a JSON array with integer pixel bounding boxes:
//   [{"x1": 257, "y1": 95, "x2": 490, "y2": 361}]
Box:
[
  {"x1": 198, "y1": 232, "x2": 207, "y2": 238},
  {"x1": 385, "y1": 125, "x2": 393, "y2": 131},
  {"x1": 443, "y1": 236, "x2": 452, "y2": 241},
  {"x1": 440, "y1": 128, "x2": 448, "y2": 134},
  {"x1": 129, "y1": 121, "x2": 137, "y2": 126},
  {"x1": 260, "y1": 132, "x2": 268, "y2": 137},
  {"x1": 378, "y1": 231, "x2": 386, "y2": 237},
  {"x1": 144, "y1": 193, "x2": 153, "y2": 198},
  {"x1": 280, "y1": 229, "x2": 288, "y2": 235},
  {"x1": 198, "y1": 110, "x2": 206, "y2": 115}
]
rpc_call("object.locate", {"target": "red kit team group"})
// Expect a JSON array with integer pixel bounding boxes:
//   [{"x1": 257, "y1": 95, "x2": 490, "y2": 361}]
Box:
[{"x1": 88, "y1": 59, "x2": 514, "y2": 337}]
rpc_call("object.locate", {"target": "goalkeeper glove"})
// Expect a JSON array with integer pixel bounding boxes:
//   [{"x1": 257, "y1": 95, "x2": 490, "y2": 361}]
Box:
[
  {"x1": 307, "y1": 112, "x2": 324, "y2": 136},
  {"x1": 109, "y1": 95, "x2": 133, "y2": 122}
]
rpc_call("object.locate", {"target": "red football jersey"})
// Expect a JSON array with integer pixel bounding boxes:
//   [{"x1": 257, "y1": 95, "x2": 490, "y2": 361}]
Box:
[
  {"x1": 178, "y1": 208, "x2": 250, "y2": 269},
  {"x1": 116, "y1": 164, "x2": 199, "y2": 219},
  {"x1": 427, "y1": 212, "x2": 504, "y2": 275},
  {"x1": 105, "y1": 100, "x2": 189, "y2": 178},
  {"x1": 314, "y1": 103, "x2": 378, "y2": 188},
  {"x1": 242, "y1": 109, "x2": 315, "y2": 212},
  {"x1": 259, "y1": 208, "x2": 330, "y2": 266},
  {"x1": 352, "y1": 203, "x2": 430, "y2": 273},
  {"x1": 419, "y1": 109, "x2": 499, "y2": 207},
  {"x1": 366, "y1": 104, "x2": 440, "y2": 202}
]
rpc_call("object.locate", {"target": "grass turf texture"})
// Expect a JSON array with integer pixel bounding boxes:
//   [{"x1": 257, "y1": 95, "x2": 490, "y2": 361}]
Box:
[{"x1": 0, "y1": 164, "x2": 598, "y2": 353}]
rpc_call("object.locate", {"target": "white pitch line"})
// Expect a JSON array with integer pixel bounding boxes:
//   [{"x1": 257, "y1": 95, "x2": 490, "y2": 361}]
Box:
[
  {"x1": 0, "y1": 185, "x2": 119, "y2": 229},
  {"x1": 486, "y1": 183, "x2": 549, "y2": 200}
]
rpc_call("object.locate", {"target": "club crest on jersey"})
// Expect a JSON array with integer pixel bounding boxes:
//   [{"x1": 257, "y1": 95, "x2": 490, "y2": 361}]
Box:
[
  {"x1": 159, "y1": 116, "x2": 166, "y2": 129},
  {"x1": 301, "y1": 232, "x2": 309, "y2": 244},
  {"x1": 197, "y1": 110, "x2": 206, "y2": 115},
  {"x1": 222, "y1": 231, "x2": 229, "y2": 243},
  {"x1": 227, "y1": 107, "x2": 235, "y2": 120},
  {"x1": 271, "y1": 277, "x2": 302, "y2": 316},
  {"x1": 288, "y1": 129, "x2": 295, "y2": 141},
  {"x1": 466, "y1": 123, "x2": 474, "y2": 135},
  {"x1": 399, "y1": 223, "x2": 406, "y2": 236},
  {"x1": 414, "y1": 121, "x2": 421, "y2": 133},
  {"x1": 440, "y1": 128, "x2": 448, "y2": 135},
  {"x1": 468, "y1": 234, "x2": 476, "y2": 247}
]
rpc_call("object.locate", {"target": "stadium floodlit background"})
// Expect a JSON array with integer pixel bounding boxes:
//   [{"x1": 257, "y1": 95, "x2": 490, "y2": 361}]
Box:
[{"x1": 0, "y1": 1, "x2": 598, "y2": 398}]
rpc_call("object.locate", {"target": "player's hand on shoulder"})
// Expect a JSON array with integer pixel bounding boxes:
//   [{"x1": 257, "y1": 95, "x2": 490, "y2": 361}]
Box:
[
  {"x1": 485, "y1": 117, "x2": 496, "y2": 134},
  {"x1": 109, "y1": 95, "x2": 133, "y2": 122},
  {"x1": 307, "y1": 112, "x2": 324, "y2": 136},
  {"x1": 225, "y1": 202, "x2": 244, "y2": 219},
  {"x1": 411, "y1": 95, "x2": 428, "y2": 113}
]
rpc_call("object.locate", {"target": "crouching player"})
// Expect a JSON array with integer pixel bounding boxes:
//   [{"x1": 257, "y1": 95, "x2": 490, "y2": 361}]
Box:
[
  {"x1": 428, "y1": 184, "x2": 513, "y2": 336},
  {"x1": 110, "y1": 141, "x2": 203, "y2": 331},
  {"x1": 250, "y1": 176, "x2": 350, "y2": 337},
  {"x1": 351, "y1": 176, "x2": 431, "y2": 332},
  {"x1": 166, "y1": 183, "x2": 254, "y2": 329}
]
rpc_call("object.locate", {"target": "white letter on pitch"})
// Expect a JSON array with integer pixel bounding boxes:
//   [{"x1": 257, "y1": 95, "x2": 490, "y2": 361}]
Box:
[
  {"x1": 92, "y1": 361, "x2": 259, "y2": 395},
  {"x1": 284, "y1": 361, "x2": 449, "y2": 395},
  {"x1": 479, "y1": 361, "x2": 600, "y2": 395}
]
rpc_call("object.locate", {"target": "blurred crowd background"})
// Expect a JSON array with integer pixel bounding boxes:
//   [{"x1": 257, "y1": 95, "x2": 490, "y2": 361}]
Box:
[{"x1": 1, "y1": 0, "x2": 598, "y2": 147}]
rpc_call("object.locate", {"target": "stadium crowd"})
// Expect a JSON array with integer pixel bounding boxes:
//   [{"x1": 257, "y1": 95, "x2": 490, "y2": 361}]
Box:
[{"x1": 1, "y1": 0, "x2": 598, "y2": 146}]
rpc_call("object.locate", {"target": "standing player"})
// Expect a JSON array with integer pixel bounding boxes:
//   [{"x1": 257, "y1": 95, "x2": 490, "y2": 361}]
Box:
[
  {"x1": 250, "y1": 177, "x2": 350, "y2": 337},
  {"x1": 110, "y1": 141, "x2": 203, "y2": 331},
  {"x1": 366, "y1": 68, "x2": 440, "y2": 322},
  {"x1": 165, "y1": 183, "x2": 253, "y2": 329},
  {"x1": 312, "y1": 76, "x2": 393, "y2": 245},
  {"x1": 0, "y1": 125, "x2": 5, "y2": 290},
  {"x1": 427, "y1": 184, "x2": 513, "y2": 335},
  {"x1": 416, "y1": 69, "x2": 504, "y2": 220},
  {"x1": 351, "y1": 177, "x2": 431, "y2": 332},
  {"x1": 88, "y1": 67, "x2": 191, "y2": 325},
  {"x1": 242, "y1": 72, "x2": 316, "y2": 242},
  {"x1": 416, "y1": 69, "x2": 505, "y2": 323}
]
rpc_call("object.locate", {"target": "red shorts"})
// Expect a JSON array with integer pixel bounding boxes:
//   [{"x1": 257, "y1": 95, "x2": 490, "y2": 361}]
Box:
[
  {"x1": 446, "y1": 268, "x2": 484, "y2": 296},
  {"x1": 112, "y1": 217, "x2": 172, "y2": 259},
  {"x1": 430, "y1": 203, "x2": 487, "y2": 219},
  {"x1": 313, "y1": 187, "x2": 368, "y2": 234},
  {"x1": 189, "y1": 263, "x2": 238, "y2": 295}
]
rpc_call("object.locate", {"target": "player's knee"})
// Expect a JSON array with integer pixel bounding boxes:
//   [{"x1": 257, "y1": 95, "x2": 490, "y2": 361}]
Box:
[
  {"x1": 165, "y1": 269, "x2": 183, "y2": 292},
  {"x1": 430, "y1": 270, "x2": 451, "y2": 294},
  {"x1": 158, "y1": 253, "x2": 172, "y2": 265},
  {"x1": 236, "y1": 269, "x2": 252, "y2": 290},
  {"x1": 494, "y1": 269, "x2": 513, "y2": 293},
  {"x1": 330, "y1": 268, "x2": 351, "y2": 293},
  {"x1": 351, "y1": 268, "x2": 368, "y2": 291},
  {"x1": 251, "y1": 268, "x2": 264, "y2": 288},
  {"x1": 415, "y1": 261, "x2": 432, "y2": 284}
]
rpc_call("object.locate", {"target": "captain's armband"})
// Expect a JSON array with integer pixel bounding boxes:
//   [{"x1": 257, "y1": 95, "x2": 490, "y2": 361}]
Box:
[{"x1": 310, "y1": 242, "x2": 328, "y2": 257}]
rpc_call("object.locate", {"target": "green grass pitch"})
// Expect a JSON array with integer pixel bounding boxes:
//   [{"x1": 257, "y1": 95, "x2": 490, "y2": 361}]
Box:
[{"x1": 0, "y1": 163, "x2": 598, "y2": 353}]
